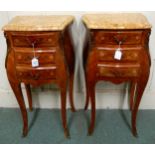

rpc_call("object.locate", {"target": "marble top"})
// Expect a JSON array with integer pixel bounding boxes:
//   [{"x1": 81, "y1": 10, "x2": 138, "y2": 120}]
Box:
[
  {"x1": 82, "y1": 13, "x2": 151, "y2": 29},
  {"x1": 3, "y1": 15, "x2": 74, "y2": 31}
]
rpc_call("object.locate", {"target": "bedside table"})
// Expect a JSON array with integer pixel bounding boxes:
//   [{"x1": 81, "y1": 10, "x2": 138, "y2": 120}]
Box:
[
  {"x1": 82, "y1": 13, "x2": 151, "y2": 136},
  {"x1": 3, "y1": 15, "x2": 75, "y2": 137}
]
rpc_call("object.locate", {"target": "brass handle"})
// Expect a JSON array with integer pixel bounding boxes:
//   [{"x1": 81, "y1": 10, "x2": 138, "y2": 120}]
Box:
[
  {"x1": 25, "y1": 55, "x2": 33, "y2": 61},
  {"x1": 30, "y1": 73, "x2": 40, "y2": 80},
  {"x1": 23, "y1": 55, "x2": 40, "y2": 61},
  {"x1": 26, "y1": 37, "x2": 42, "y2": 47},
  {"x1": 112, "y1": 70, "x2": 123, "y2": 77},
  {"x1": 113, "y1": 36, "x2": 127, "y2": 45},
  {"x1": 19, "y1": 72, "x2": 40, "y2": 80},
  {"x1": 17, "y1": 55, "x2": 32, "y2": 61}
]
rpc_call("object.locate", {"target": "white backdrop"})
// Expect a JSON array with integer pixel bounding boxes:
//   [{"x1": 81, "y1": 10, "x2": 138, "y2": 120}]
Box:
[{"x1": 0, "y1": 11, "x2": 155, "y2": 109}]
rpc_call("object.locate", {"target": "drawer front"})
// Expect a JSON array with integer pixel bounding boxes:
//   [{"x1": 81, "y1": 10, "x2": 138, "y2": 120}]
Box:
[
  {"x1": 98, "y1": 49, "x2": 139, "y2": 62},
  {"x1": 15, "y1": 52, "x2": 55, "y2": 65},
  {"x1": 92, "y1": 31, "x2": 142, "y2": 45},
  {"x1": 97, "y1": 64, "x2": 140, "y2": 78},
  {"x1": 12, "y1": 33, "x2": 59, "y2": 47},
  {"x1": 16, "y1": 67, "x2": 56, "y2": 81}
]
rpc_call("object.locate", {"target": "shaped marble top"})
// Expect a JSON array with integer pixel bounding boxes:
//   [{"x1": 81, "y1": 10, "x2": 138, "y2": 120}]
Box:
[
  {"x1": 82, "y1": 13, "x2": 151, "y2": 29},
  {"x1": 3, "y1": 15, "x2": 74, "y2": 31}
]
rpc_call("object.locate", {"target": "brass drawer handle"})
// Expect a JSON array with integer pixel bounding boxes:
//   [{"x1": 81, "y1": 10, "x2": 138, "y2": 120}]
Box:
[
  {"x1": 30, "y1": 73, "x2": 40, "y2": 80},
  {"x1": 26, "y1": 55, "x2": 40, "y2": 61},
  {"x1": 18, "y1": 55, "x2": 40, "y2": 61},
  {"x1": 26, "y1": 37, "x2": 42, "y2": 46},
  {"x1": 113, "y1": 36, "x2": 127, "y2": 45},
  {"x1": 19, "y1": 72, "x2": 40, "y2": 80},
  {"x1": 25, "y1": 55, "x2": 33, "y2": 61},
  {"x1": 111, "y1": 70, "x2": 123, "y2": 77}
]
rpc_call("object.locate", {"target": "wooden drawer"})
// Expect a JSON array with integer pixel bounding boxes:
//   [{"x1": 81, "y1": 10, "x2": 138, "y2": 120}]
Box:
[
  {"x1": 15, "y1": 51, "x2": 55, "y2": 65},
  {"x1": 16, "y1": 66, "x2": 56, "y2": 81},
  {"x1": 11, "y1": 32, "x2": 59, "y2": 47},
  {"x1": 98, "y1": 49, "x2": 139, "y2": 62},
  {"x1": 97, "y1": 64, "x2": 140, "y2": 78},
  {"x1": 92, "y1": 31, "x2": 142, "y2": 45}
]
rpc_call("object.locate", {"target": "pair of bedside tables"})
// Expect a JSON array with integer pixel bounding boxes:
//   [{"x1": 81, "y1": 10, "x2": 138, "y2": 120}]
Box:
[{"x1": 3, "y1": 13, "x2": 151, "y2": 137}]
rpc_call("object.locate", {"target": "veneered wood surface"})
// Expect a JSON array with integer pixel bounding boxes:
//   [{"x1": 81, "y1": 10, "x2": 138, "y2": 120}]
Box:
[
  {"x1": 4, "y1": 24, "x2": 75, "y2": 137},
  {"x1": 83, "y1": 27, "x2": 151, "y2": 137}
]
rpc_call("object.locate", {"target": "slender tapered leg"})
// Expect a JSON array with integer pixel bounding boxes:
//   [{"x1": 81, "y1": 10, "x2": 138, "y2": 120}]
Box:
[
  {"x1": 25, "y1": 84, "x2": 33, "y2": 111},
  {"x1": 84, "y1": 74, "x2": 89, "y2": 111},
  {"x1": 130, "y1": 82, "x2": 136, "y2": 111},
  {"x1": 9, "y1": 82, "x2": 28, "y2": 137},
  {"x1": 60, "y1": 81, "x2": 69, "y2": 138},
  {"x1": 62, "y1": 26, "x2": 76, "y2": 112},
  {"x1": 88, "y1": 82, "x2": 96, "y2": 135},
  {"x1": 132, "y1": 72, "x2": 149, "y2": 137},
  {"x1": 69, "y1": 73, "x2": 76, "y2": 112}
]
